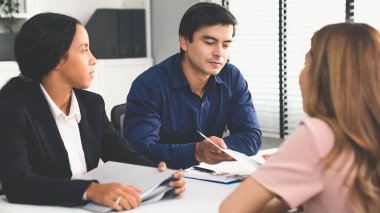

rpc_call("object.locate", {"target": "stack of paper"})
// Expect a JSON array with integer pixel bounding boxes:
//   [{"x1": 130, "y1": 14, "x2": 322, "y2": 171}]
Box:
[
  {"x1": 185, "y1": 148, "x2": 278, "y2": 184},
  {"x1": 184, "y1": 166, "x2": 248, "y2": 184}
]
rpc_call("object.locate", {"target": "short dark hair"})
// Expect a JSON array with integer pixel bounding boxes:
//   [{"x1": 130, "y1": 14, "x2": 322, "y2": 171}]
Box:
[
  {"x1": 0, "y1": 12, "x2": 80, "y2": 99},
  {"x1": 178, "y1": 2, "x2": 237, "y2": 54}
]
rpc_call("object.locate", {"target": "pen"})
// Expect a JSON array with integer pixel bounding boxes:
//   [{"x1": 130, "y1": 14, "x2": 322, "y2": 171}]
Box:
[
  {"x1": 197, "y1": 131, "x2": 225, "y2": 149},
  {"x1": 193, "y1": 166, "x2": 216, "y2": 174}
]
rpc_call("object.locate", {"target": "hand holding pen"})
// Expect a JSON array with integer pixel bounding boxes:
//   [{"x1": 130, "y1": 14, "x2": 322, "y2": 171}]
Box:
[{"x1": 194, "y1": 132, "x2": 234, "y2": 164}]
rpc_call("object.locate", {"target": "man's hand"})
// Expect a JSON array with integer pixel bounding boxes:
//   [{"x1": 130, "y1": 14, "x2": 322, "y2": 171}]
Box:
[
  {"x1": 157, "y1": 162, "x2": 186, "y2": 198},
  {"x1": 195, "y1": 136, "x2": 234, "y2": 164}
]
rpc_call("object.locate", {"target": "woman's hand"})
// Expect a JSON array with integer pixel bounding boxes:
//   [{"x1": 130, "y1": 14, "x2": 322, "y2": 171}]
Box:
[
  {"x1": 85, "y1": 182, "x2": 142, "y2": 211},
  {"x1": 84, "y1": 162, "x2": 185, "y2": 211},
  {"x1": 157, "y1": 162, "x2": 186, "y2": 198},
  {"x1": 170, "y1": 170, "x2": 186, "y2": 198}
]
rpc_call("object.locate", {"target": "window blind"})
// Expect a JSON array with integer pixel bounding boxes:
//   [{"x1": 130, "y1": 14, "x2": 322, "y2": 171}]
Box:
[
  {"x1": 227, "y1": 0, "x2": 360, "y2": 138},
  {"x1": 285, "y1": 0, "x2": 346, "y2": 135},
  {"x1": 229, "y1": 1, "x2": 280, "y2": 138}
]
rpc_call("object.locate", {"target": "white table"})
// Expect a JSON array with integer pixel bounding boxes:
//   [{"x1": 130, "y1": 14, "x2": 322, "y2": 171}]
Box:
[{"x1": 0, "y1": 178, "x2": 239, "y2": 213}]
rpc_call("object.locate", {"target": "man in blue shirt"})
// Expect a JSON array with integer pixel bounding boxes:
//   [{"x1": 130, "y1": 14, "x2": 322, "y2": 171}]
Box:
[{"x1": 124, "y1": 2, "x2": 261, "y2": 169}]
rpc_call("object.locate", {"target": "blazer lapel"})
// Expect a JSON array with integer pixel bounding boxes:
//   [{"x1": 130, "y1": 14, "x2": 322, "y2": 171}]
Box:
[
  {"x1": 27, "y1": 85, "x2": 72, "y2": 177},
  {"x1": 75, "y1": 91, "x2": 99, "y2": 171}
]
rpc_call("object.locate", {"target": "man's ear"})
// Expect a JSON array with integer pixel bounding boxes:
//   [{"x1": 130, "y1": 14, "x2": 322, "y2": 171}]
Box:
[{"x1": 179, "y1": 35, "x2": 189, "y2": 52}]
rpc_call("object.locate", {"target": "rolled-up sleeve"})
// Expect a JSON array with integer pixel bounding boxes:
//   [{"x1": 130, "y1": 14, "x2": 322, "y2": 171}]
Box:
[{"x1": 223, "y1": 70, "x2": 262, "y2": 156}]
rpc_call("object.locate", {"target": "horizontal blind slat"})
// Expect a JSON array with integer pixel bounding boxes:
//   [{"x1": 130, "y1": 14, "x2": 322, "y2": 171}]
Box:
[
  {"x1": 285, "y1": 0, "x2": 345, "y2": 136},
  {"x1": 230, "y1": 1, "x2": 280, "y2": 138}
]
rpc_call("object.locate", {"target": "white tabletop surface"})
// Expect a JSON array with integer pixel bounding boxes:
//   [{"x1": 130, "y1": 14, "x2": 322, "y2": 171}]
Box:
[{"x1": 0, "y1": 178, "x2": 239, "y2": 213}]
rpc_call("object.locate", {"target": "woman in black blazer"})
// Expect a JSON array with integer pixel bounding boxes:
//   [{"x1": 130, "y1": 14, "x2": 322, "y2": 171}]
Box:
[{"x1": 0, "y1": 12, "x2": 184, "y2": 211}]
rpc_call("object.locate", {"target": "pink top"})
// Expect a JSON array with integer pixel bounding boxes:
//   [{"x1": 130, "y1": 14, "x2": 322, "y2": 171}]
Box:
[{"x1": 251, "y1": 118, "x2": 355, "y2": 213}]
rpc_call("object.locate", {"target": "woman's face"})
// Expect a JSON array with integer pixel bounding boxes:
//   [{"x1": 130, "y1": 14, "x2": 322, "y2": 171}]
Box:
[
  {"x1": 57, "y1": 24, "x2": 97, "y2": 89},
  {"x1": 299, "y1": 51, "x2": 312, "y2": 110}
]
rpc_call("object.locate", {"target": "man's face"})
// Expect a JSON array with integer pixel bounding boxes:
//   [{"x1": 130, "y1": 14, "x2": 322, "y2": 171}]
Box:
[{"x1": 180, "y1": 24, "x2": 233, "y2": 77}]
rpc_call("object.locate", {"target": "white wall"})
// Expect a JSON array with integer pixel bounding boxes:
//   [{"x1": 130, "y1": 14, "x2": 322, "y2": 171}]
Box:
[
  {"x1": 87, "y1": 58, "x2": 153, "y2": 116},
  {"x1": 150, "y1": 0, "x2": 199, "y2": 64},
  {"x1": 0, "y1": 62, "x2": 19, "y2": 87},
  {"x1": 26, "y1": 0, "x2": 146, "y2": 24}
]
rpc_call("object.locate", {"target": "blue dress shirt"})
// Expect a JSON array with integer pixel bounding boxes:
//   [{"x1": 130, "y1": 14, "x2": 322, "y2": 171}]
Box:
[{"x1": 124, "y1": 53, "x2": 262, "y2": 169}]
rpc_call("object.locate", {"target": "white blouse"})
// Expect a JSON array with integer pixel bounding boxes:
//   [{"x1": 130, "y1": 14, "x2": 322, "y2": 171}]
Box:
[{"x1": 40, "y1": 84, "x2": 87, "y2": 179}]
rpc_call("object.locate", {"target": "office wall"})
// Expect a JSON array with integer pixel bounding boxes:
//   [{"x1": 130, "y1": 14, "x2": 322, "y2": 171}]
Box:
[
  {"x1": 23, "y1": 0, "x2": 152, "y2": 58},
  {"x1": 25, "y1": 0, "x2": 205, "y2": 64},
  {"x1": 26, "y1": 0, "x2": 146, "y2": 24},
  {"x1": 150, "y1": 0, "x2": 199, "y2": 64}
]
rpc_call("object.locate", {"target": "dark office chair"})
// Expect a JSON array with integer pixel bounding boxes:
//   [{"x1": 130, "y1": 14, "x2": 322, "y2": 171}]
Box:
[{"x1": 110, "y1": 103, "x2": 126, "y2": 136}]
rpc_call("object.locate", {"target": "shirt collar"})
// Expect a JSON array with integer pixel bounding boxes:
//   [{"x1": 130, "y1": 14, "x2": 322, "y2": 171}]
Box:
[
  {"x1": 170, "y1": 53, "x2": 227, "y2": 90},
  {"x1": 214, "y1": 74, "x2": 225, "y2": 84},
  {"x1": 40, "y1": 84, "x2": 81, "y2": 122},
  {"x1": 171, "y1": 54, "x2": 189, "y2": 89}
]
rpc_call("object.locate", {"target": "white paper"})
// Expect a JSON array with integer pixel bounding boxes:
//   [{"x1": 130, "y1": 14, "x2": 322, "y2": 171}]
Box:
[
  {"x1": 197, "y1": 131, "x2": 260, "y2": 172},
  {"x1": 184, "y1": 168, "x2": 247, "y2": 184},
  {"x1": 221, "y1": 149, "x2": 260, "y2": 172},
  {"x1": 79, "y1": 161, "x2": 176, "y2": 212},
  {"x1": 185, "y1": 148, "x2": 279, "y2": 184}
]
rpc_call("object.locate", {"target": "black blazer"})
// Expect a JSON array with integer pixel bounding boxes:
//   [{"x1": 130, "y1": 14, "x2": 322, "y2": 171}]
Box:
[{"x1": 0, "y1": 84, "x2": 155, "y2": 206}]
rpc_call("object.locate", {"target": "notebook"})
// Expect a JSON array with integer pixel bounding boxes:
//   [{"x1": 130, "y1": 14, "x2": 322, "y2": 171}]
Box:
[{"x1": 79, "y1": 161, "x2": 176, "y2": 212}]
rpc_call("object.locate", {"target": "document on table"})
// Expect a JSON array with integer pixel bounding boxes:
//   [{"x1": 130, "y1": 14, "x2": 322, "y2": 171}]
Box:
[
  {"x1": 222, "y1": 148, "x2": 261, "y2": 171},
  {"x1": 197, "y1": 131, "x2": 260, "y2": 170},
  {"x1": 185, "y1": 147, "x2": 278, "y2": 184},
  {"x1": 184, "y1": 166, "x2": 247, "y2": 184},
  {"x1": 79, "y1": 161, "x2": 176, "y2": 212},
  {"x1": 184, "y1": 154, "x2": 258, "y2": 184}
]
